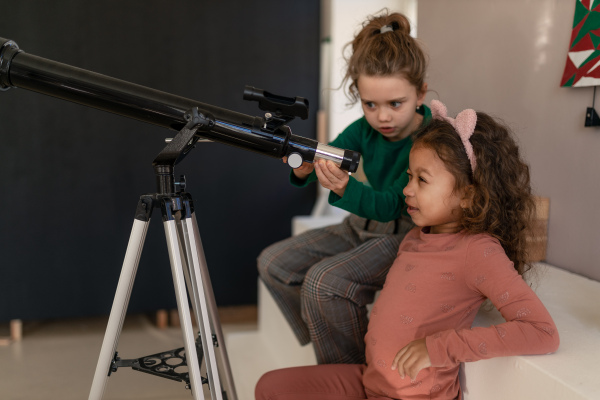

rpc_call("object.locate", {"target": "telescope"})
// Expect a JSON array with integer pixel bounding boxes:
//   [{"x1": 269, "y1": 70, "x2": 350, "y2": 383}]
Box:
[
  {"x1": 0, "y1": 37, "x2": 361, "y2": 173},
  {"x1": 1, "y1": 36, "x2": 364, "y2": 400}
]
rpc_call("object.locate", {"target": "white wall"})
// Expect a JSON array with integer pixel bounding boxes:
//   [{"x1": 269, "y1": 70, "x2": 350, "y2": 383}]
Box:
[
  {"x1": 418, "y1": 0, "x2": 600, "y2": 280},
  {"x1": 322, "y1": 0, "x2": 418, "y2": 141}
]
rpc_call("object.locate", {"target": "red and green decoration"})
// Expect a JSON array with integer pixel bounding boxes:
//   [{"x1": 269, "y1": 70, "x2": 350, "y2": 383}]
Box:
[{"x1": 561, "y1": 0, "x2": 600, "y2": 87}]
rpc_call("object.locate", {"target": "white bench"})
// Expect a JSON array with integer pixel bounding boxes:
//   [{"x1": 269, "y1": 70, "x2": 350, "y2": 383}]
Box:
[{"x1": 225, "y1": 216, "x2": 600, "y2": 400}]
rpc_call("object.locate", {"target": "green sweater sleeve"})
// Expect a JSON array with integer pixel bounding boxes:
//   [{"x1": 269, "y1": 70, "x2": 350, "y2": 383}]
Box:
[{"x1": 289, "y1": 169, "x2": 317, "y2": 187}]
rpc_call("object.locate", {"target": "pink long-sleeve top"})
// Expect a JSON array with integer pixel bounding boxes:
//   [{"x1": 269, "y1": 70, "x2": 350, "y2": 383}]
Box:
[{"x1": 363, "y1": 227, "x2": 559, "y2": 400}]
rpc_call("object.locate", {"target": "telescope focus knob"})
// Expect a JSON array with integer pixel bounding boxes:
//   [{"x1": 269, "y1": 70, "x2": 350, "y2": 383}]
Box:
[
  {"x1": 287, "y1": 153, "x2": 303, "y2": 169},
  {"x1": 175, "y1": 175, "x2": 186, "y2": 192}
]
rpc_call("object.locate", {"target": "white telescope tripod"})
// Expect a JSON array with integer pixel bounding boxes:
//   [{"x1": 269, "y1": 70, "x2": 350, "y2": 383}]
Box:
[{"x1": 88, "y1": 108, "x2": 237, "y2": 400}]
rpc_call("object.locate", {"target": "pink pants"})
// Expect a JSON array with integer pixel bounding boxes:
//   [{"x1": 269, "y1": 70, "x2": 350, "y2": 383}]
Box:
[{"x1": 254, "y1": 364, "x2": 393, "y2": 400}]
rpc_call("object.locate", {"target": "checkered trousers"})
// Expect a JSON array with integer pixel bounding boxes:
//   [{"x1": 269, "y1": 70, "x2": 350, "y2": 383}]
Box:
[{"x1": 257, "y1": 214, "x2": 414, "y2": 364}]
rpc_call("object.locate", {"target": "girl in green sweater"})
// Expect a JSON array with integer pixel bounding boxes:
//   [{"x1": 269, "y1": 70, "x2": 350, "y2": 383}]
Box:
[{"x1": 258, "y1": 10, "x2": 431, "y2": 364}]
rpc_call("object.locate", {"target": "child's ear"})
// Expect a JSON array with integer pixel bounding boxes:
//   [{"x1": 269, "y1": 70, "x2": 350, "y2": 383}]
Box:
[
  {"x1": 417, "y1": 82, "x2": 428, "y2": 106},
  {"x1": 460, "y1": 185, "x2": 475, "y2": 209}
]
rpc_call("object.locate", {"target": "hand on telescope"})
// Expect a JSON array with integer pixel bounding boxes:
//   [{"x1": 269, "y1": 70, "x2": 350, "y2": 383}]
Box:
[
  {"x1": 315, "y1": 160, "x2": 349, "y2": 198},
  {"x1": 283, "y1": 157, "x2": 315, "y2": 180}
]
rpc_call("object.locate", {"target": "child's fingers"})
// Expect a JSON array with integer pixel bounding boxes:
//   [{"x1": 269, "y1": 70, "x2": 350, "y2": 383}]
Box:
[
  {"x1": 397, "y1": 354, "x2": 419, "y2": 380},
  {"x1": 392, "y1": 339, "x2": 431, "y2": 380},
  {"x1": 314, "y1": 161, "x2": 328, "y2": 181},
  {"x1": 315, "y1": 160, "x2": 349, "y2": 196},
  {"x1": 391, "y1": 347, "x2": 406, "y2": 370},
  {"x1": 319, "y1": 161, "x2": 336, "y2": 178},
  {"x1": 324, "y1": 161, "x2": 349, "y2": 186},
  {"x1": 298, "y1": 162, "x2": 314, "y2": 173},
  {"x1": 315, "y1": 161, "x2": 335, "y2": 183},
  {"x1": 392, "y1": 348, "x2": 409, "y2": 378},
  {"x1": 324, "y1": 160, "x2": 349, "y2": 180},
  {"x1": 406, "y1": 360, "x2": 420, "y2": 380}
]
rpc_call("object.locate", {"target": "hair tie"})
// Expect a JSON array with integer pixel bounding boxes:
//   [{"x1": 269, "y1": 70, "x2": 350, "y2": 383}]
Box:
[
  {"x1": 375, "y1": 21, "x2": 400, "y2": 35},
  {"x1": 430, "y1": 99, "x2": 477, "y2": 172}
]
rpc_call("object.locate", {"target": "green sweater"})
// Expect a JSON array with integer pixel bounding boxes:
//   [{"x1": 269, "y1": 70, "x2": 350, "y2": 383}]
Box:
[{"x1": 291, "y1": 105, "x2": 431, "y2": 222}]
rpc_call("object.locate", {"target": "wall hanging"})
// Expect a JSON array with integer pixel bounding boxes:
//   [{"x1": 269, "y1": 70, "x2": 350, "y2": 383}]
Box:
[{"x1": 561, "y1": 0, "x2": 600, "y2": 125}]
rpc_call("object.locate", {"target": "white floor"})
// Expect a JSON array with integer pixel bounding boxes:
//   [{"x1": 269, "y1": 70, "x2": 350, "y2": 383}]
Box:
[{"x1": 0, "y1": 312, "x2": 258, "y2": 400}]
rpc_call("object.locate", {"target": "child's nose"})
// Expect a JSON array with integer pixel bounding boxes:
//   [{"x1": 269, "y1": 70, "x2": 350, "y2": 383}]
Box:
[{"x1": 378, "y1": 109, "x2": 392, "y2": 122}]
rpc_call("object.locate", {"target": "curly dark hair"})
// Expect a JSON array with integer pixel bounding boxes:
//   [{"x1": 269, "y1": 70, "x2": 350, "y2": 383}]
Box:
[
  {"x1": 412, "y1": 113, "x2": 536, "y2": 276},
  {"x1": 341, "y1": 9, "x2": 428, "y2": 105}
]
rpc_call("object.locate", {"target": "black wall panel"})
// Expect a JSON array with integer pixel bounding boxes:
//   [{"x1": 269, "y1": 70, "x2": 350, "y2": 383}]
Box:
[{"x1": 0, "y1": 0, "x2": 319, "y2": 321}]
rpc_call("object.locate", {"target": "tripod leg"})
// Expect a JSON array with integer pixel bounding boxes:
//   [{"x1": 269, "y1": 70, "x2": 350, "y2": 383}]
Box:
[
  {"x1": 175, "y1": 215, "x2": 224, "y2": 400},
  {"x1": 181, "y1": 208, "x2": 238, "y2": 400},
  {"x1": 88, "y1": 216, "x2": 151, "y2": 400},
  {"x1": 163, "y1": 209, "x2": 206, "y2": 400}
]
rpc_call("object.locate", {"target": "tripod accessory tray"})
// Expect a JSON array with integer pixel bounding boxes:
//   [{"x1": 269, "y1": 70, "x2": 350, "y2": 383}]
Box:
[{"x1": 110, "y1": 344, "x2": 208, "y2": 389}]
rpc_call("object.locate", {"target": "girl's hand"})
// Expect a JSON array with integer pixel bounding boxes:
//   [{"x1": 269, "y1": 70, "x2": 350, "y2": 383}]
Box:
[
  {"x1": 283, "y1": 157, "x2": 315, "y2": 180},
  {"x1": 391, "y1": 338, "x2": 431, "y2": 380},
  {"x1": 315, "y1": 160, "x2": 349, "y2": 197}
]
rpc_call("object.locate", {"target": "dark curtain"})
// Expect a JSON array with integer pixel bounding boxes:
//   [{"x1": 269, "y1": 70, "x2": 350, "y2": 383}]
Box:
[{"x1": 0, "y1": 0, "x2": 319, "y2": 321}]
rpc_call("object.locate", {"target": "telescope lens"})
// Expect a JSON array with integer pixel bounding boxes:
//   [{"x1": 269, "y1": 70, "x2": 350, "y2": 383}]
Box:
[{"x1": 0, "y1": 39, "x2": 20, "y2": 90}]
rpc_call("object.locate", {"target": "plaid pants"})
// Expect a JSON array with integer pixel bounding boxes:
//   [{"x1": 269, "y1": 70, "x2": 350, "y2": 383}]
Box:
[{"x1": 257, "y1": 214, "x2": 414, "y2": 364}]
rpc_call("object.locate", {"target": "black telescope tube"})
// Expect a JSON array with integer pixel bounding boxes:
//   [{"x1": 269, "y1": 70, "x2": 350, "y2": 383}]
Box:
[
  {"x1": 0, "y1": 37, "x2": 360, "y2": 172},
  {"x1": 0, "y1": 38, "x2": 254, "y2": 131}
]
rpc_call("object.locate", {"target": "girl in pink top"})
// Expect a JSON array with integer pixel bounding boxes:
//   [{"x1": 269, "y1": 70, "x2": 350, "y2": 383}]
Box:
[{"x1": 255, "y1": 100, "x2": 559, "y2": 400}]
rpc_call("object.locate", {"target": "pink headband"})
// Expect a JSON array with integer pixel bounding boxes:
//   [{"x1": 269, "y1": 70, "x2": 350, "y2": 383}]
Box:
[{"x1": 430, "y1": 99, "x2": 477, "y2": 172}]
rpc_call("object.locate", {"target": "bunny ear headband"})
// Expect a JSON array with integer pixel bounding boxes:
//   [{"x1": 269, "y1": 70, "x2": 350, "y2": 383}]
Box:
[{"x1": 430, "y1": 99, "x2": 478, "y2": 172}]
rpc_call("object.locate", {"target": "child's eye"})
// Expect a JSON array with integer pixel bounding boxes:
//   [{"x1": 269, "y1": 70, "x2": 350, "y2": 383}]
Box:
[
  {"x1": 364, "y1": 101, "x2": 375, "y2": 109},
  {"x1": 391, "y1": 101, "x2": 402, "y2": 107},
  {"x1": 419, "y1": 176, "x2": 427, "y2": 183}
]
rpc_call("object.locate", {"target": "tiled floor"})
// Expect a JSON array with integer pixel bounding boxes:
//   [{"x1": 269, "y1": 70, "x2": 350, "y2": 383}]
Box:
[{"x1": 0, "y1": 308, "x2": 257, "y2": 400}]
